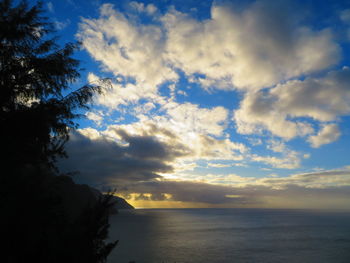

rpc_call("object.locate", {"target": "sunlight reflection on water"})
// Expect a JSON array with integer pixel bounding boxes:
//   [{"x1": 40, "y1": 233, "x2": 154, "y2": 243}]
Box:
[{"x1": 107, "y1": 209, "x2": 350, "y2": 263}]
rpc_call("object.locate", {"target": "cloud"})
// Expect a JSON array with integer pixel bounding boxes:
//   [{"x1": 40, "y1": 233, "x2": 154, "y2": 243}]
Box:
[
  {"x1": 207, "y1": 163, "x2": 233, "y2": 168},
  {"x1": 162, "y1": 1, "x2": 339, "y2": 90},
  {"x1": 77, "y1": 1, "x2": 347, "y2": 148},
  {"x1": 94, "y1": 81, "x2": 160, "y2": 110},
  {"x1": 104, "y1": 118, "x2": 247, "y2": 162},
  {"x1": 63, "y1": 128, "x2": 350, "y2": 191},
  {"x1": 77, "y1": 4, "x2": 178, "y2": 88},
  {"x1": 82, "y1": 98, "x2": 308, "y2": 169},
  {"x1": 59, "y1": 128, "x2": 350, "y2": 208},
  {"x1": 53, "y1": 19, "x2": 70, "y2": 30},
  {"x1": 308, "y1": 124, "x2": 340, "y2": 148},
  {"x1": 129, "y1": 1, "x2": 157, "y2": 15},
  {"x1": 234, "y1": 91, "x2": 314, "y2": 139},
  {"x1": 267, "y1": 139, "x2": 286, "y2": 153},
  {"x1": 162, "y1": 102, "x2": 228, "y2": 136},
  {"x1": 120, "y1": 180, "x2": 256, "y2": 205},
  {"x1": 340, "y1": 9, "x2": 350, "y2": 24},
  {"x1": 112, "y1": 127, "x2": 191, "y2": 161},
  {"x1": 59, "y1": 119, "x2": 248, "y2": 185},
  {"x1": 95, "y1": 93, "x2": 249, "y2": 162},
  {"x1": 78, "y1": 1, "x2": 339, "y2": 91},
  {"x1": 164, "y1": 167, "x2": 350, "y2": 200},
  {"x1": 47, "y1": 2, "x2": 54, "y2": 13},
  {"x1": 250, "y1": 151, "x2": 302, "y2": 169},
  {"x1": 234, "y1": 67, "x2": 350, "y2": 143},
  {"x1": 127, "y1": 168, "x2": 350, "y2": 208},
  {"x1": 69, "y1": 1, "x2": 350, "y2": 209},
  {"x1": 270, "y1": 68, "x2": 350, "y2": 122},
  {"x1": 86, "y1": 111, "x2": 104, "y2": 126},
  {"x1": 258, "y1": 169, "x2": 350, "y2": 189},
  {"x1": 59, "y1": 128, "x2": 189, "y2": 185},
  {"x1": 92, "y1": 88, "x2": 233, "y2": 147},
  {"x1": 247, "y1": 139, "x2": 307, "y2": 169},
  {"x1": 116, "y1": 170, "x2": 350, "y2": 209}
]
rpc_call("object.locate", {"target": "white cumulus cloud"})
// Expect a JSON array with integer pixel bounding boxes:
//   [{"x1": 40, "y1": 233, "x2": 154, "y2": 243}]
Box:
[
  {"x1": 78, "y1": 1, "x2": 339, "y2": 91},
  {"x1": 234, "y1": 67, "x2": 350, "y2": 143},
  {"x1": 308, "y1": 124, "x2": 341, "y2": 148}
]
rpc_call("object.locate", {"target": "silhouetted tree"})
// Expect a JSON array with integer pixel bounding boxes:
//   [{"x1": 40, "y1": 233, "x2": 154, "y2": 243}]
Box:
[
  {"x1": 0, "y1": 0, "x2": 109, "y2": 169},
  {"x1": 0, "y1": 1, "x2": 116, "y2": 262}
]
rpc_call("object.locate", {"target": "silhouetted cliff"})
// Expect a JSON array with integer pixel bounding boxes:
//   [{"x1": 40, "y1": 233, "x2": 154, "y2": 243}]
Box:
[
  {"x1": 107, "y1": 195, "x2": 135, "y2": 211},
  {"x1": 49, "y1": 176, "x2": 134, "y2": 216}
]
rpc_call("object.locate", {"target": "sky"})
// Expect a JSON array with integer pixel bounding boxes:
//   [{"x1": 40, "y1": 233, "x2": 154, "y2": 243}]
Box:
[{"x1": 35, "y1": 0, "x2": 350, "y2": 209}]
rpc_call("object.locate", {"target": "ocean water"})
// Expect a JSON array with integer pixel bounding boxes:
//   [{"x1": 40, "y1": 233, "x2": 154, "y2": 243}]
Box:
[{"x1": 107, "y1": 209, "x2": 350, "y2": 263}]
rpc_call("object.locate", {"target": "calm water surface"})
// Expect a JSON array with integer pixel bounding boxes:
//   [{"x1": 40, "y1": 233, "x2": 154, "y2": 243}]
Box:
[{"x1": 107, "y1": 208, "x2": 350, "y2": 263}]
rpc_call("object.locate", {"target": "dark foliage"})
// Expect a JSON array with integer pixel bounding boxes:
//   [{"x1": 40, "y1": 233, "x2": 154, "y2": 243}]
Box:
[
  {"x1": 0, "y1": 0, "x2": 109, "y2": 169},
  {"x1": 0, "y1": 1, "x2": 116, "y2": 262}
]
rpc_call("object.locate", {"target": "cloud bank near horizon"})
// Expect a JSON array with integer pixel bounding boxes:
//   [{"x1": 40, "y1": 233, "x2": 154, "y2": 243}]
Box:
[{"x1": 59, "y1": 129, "x2": 350, "y2": 209}]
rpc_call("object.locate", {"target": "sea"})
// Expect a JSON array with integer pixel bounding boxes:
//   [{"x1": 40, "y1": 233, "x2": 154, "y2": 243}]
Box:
[{"x1": 106, "y1": 208, "x2": 350, "y2": 263}]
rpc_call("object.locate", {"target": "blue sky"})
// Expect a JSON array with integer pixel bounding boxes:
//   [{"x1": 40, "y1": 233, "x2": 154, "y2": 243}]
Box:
[{"x1": 37, "y1": 0, "x2": 350, "y2": 208}]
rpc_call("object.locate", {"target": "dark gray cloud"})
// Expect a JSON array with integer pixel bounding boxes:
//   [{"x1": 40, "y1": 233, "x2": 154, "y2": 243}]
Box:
[
  {"x1": 118, "y1": 179, "x2": 350, "y2": 208},
  {"x1": 118, "y1": 180, "x2": 258, "y2": 205},
  {"x1": 114, "y1": 128, "x2": 192, "y2": 160},
  {"x1": 58, "y1": 130, "x2": 189, "y2": 186},
  {"x1": 59, "y1": 132, "x2": 257, "y2": 205}
]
